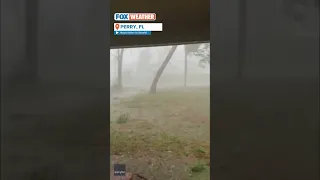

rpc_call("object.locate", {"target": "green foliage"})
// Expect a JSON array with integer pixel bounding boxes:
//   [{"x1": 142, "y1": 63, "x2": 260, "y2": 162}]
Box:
[
  {"x1": 116, "y1": 113, "x2": 130, "y2": 124},
  {"x1": 195, "y1": 146, "x2": 206, "y2": 154},
  {"x1": 190, "y1": 161, "x2": 207, "y2": 173},
  {"x1": 193, "y1": 43, "x2": 210, "y2": 68}
]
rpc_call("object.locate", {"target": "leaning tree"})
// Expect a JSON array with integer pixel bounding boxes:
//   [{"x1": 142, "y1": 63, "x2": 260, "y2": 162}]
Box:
[{"x1": 149, "y1": 45, "x2": 178, "y2": 93}]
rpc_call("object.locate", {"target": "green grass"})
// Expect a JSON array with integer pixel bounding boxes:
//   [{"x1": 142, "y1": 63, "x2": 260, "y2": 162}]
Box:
[
  {"x1": 116, "y1": 113, "x2": 130, "y2": 124},
  {"x1": 110, "y1": 88, "x2": 210, "y2": 180}
]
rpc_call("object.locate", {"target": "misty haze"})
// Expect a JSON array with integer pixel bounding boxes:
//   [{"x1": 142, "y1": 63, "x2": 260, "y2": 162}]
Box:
[
  {"x1": 110, "y1": 44, "x2": 209, "y2": 99},
  {"x1": 110, "y1": 43, "x2": 210, "y2": 180}
]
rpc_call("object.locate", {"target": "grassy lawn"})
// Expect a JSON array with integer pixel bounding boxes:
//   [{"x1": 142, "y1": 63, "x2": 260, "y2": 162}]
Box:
[{"x1": 110, "y1": 88, "x2": 210, "y2": 180}]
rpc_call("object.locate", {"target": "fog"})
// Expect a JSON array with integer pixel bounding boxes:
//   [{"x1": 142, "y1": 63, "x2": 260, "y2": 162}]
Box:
[
  {"x1": 110, "y1": 44, "x2": 210, "y2": 179},
  {"x1": 110, "y1": 44, "x2": 210, "y2": 97}
]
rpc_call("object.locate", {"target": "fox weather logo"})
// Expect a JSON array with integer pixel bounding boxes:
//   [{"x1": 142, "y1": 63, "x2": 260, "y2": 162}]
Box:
[{"x1": 114, "y1": 13, "x2": 156, "y2": 21}]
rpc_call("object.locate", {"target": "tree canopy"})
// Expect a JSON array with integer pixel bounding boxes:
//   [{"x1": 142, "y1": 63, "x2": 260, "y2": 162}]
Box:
[{"x1": 193, "y1": 43, "x2": 210, "y2": 68}]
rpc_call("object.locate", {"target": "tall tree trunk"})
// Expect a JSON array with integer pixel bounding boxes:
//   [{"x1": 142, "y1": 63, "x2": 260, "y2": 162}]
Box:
[
  {"x1": 149, "y1": 45, "x2": 178, "y2": 93},
  {"x1": 184, "y1": 51, "x2": 188, "y2": 87},
  {"x1": 117, "y1": 49, "x2": 124, "y2": 90}
]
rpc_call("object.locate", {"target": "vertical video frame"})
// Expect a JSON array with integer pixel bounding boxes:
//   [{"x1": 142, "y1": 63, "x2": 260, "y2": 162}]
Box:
[{"x1": 111, "y1": 11, "x2": 210, "y2": 178}]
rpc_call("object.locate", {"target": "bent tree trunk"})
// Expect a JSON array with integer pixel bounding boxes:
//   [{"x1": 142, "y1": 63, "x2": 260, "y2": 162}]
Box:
[
  {"x1": 149, "y1": 45, "x2": 178, "y2": 93},
  {"x1": 117, "y1": 49, "x2": 124, "y2": 90}
]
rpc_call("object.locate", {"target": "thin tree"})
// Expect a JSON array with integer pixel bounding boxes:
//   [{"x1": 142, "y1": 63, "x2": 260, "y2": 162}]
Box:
[
  {"x1": 116, "y1": 48, "x2": 125, "y2": 90},
  {"x1": 149, "y1": 45, "x2": 178, "y2": 93},
  {"x1": 184, "y1": 44, "x2": 201, "y2": 86}
]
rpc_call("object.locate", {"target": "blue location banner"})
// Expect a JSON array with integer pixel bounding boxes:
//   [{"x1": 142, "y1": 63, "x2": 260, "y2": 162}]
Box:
[{"x1": 114, "y1": 31, "x2": 152, "y2": 36}]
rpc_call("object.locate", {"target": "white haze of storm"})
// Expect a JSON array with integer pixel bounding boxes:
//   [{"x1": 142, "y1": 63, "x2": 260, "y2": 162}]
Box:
[{"x1": 110, "y1": 44, "x2": 209, "y2": 97}]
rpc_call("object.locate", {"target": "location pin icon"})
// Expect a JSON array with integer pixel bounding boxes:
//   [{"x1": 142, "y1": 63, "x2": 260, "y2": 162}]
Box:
[{"x1": 115, "y1": 24, "x2": 120, "y2": 30}]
